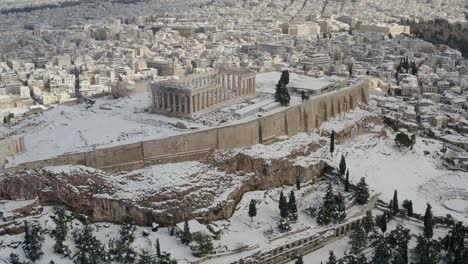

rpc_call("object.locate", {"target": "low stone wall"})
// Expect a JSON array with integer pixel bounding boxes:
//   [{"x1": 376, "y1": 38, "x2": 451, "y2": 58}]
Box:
[{"x1": 6, "y1": 79, "x2": 370, "y2": 172}]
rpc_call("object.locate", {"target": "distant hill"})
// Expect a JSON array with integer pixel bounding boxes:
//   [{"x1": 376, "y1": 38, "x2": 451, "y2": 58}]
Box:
[{"x1": 404, "y1": 18, "x2": 468, "y2": 58}]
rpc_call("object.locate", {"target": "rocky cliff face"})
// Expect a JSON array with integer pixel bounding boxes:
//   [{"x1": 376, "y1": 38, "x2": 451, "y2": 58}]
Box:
[
  {"x1": 0, "y1": 149, "x2": 325, "y2": 226},
  {"x1": 0, "y1": 115, "x2": 381, "y2": 226}
]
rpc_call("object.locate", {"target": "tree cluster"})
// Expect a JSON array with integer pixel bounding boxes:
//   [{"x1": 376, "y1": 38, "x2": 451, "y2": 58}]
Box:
[
  {"x1": 395, "y1": 132, "x2": 416, "y2": 150},
  {"x1": 23, "y1": 221, "x2": 44, "y2": 262},
  {"x1": 278, "y1": 190, "x2": 298, "y2": 231},
  {"x1": 316, "y1": 183, "x2": 346, "y2": 225}
]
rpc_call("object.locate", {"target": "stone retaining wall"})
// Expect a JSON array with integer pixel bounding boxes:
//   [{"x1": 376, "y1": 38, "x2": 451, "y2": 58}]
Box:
[{"x1": 6, "y1": 79, "x2": 370, "y2": 172}]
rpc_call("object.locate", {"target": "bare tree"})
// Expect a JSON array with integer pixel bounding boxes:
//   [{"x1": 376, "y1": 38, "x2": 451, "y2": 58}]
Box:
[{"x1": 321, "y1": 0, "x2": 330, "y2": 15}]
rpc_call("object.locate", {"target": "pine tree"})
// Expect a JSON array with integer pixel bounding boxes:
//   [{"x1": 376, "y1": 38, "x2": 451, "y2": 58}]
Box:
[
  {"x1": 380, "y1": 212, "x2": 387, "y2": 233},
  {"x1": 362, "y1": 210, "x2": 375, "y2": 234},
  {"x1": 424, "y1": 203, "x2": 434, "y2": 238},
  {"x1": 326, "y1": 250, "x2": 337, "y2": 264},
  {"x1": 443, "y1": 221, "x2": 467, "y2": 264},
  {"x1": 274, "y1": 70, "x2": 291, "y2": 106},
  {"x1": 158, "y1": 252, "x2": 177, "y2": 264},
  {"x1": 156, "y1": 239, "x2": 161, "y2": 258},
  {"x1": 248, "y1": 199, "x2": 257, "y2": 221},
  {"x1": 373, "y1": 236, "x2": 392, "y2": 264},
  {"x1": 345, "y1": 170, "x2": 350, "y2": 192},
  {"x1": 349, "y1": 224, "x2": 367, "y2": 253},
  {"x1": 388, "y1": 224, "x2": 411, "y2": 264},
  {"x1": 413, "y1": 235, "x2": 441, "y2": 264},
  {"x1": 137, "y1": 250, "x2": 156, "y2": 264},
  {"x1": 180, "y1": 219, "x2": 192, "y2": 245},
  {"x1": 333, "y1": 192, "x2": 347, "y2": 223},
  {"x1": 51, "y1": 207, "x2": 71, "y2": 256},
  {"x1": 295, "y1": 255, "x2": 304, "y2": 264},
  {"x1": 393, "y1": 190, "x2": 399, "y2": 214},
  {"x1": 8, "y1": 253, "x2": 29, "y2": 264},
  {"x1": 317, "y1": 183, "x2": 334, "y2": 225},
  {"x1": 288, "y1": 191, "x2": 298, "y2": 221},
  {"x1": 279, "y1": 191, "x2": 289, "y2": 218},
  {"x1": 23, "y1": 221, "x2": 44, "y2": 262},
  {"x1": 339, "y1": 155, "x2": 346, "y2": 176},
  {"x1": 355, "y1": 177, "x2": 369, "y2": 205},
  {"x1": 357, "y1": 253, "x2": 368, "y2": 264},
  {"x1": 330, "y1": 130, "x2": 335, "y2": 157},
  {"x1": 74, "y1": 225, "x2": 103, "y2": 264},
  {"x1": 114, "y1": 219, "x2": 136, "y2": 263},
  {"x1": 190, "y1": 234, "x2": 213, "y2": 257}
]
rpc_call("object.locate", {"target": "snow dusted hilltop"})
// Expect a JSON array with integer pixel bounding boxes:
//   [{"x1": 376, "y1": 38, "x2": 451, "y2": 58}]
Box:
[
  {"x1": 3, "y1": 74, "x2": 370, "y2": 171},
  {"x1": 0, "y1": 0, "x2": 468, "y2": 262}
]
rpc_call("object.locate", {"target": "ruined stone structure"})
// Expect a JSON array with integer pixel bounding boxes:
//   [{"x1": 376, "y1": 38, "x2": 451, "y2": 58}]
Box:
[
  {"x1": 150, "y1": 68, "x2": 256, "y2": 117},
  {"x1": 5, "y1": 79, "x2": 370, "y2": 172}
]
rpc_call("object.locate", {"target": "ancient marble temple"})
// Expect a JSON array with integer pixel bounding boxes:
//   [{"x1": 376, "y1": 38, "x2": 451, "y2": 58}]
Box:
[{"x1": 151, "y1": 68, "x2": 256, "y2": 117}]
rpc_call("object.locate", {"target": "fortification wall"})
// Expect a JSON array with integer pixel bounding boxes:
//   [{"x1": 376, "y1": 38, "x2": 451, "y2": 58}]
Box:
[
  {"x1": 0, "y1": 136, "x2": 25, "y2": 167},
  {"x1": 6, "y1": 79, "x2": 370, "y2": 172}
]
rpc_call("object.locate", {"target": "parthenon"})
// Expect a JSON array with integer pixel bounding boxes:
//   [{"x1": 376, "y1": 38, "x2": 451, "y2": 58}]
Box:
[{"x1": 150, "y1": 68, "x2": 256, "y2": 117}]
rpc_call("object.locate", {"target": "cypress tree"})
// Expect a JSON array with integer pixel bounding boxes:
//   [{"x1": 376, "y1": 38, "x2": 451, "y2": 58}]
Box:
[
  {"x1": 408, "y1": 201, "x2": 413, "y2": 217},
  {"x1": 23, "y1": 221, "x2": 44, "y2": 262},
  {"x1": 288, "y1": 191, "x2": 298, "y2": 221},
  {"x1": 248, "y1": 199, "x2": 257, "y2": 221},
  {"x1": 381, "y1": 212, "x2": 387, "y2": 233},
  {"x1": 330, "y1": 130, "x2": 335, "y2": 157},
  {"x1": 279, "y1": 191, "x2": 289, "y2": 218},
  {"x1": 424, "y1": 203, "x2": 433, "y2": 238},
  {"x1": 181, "y1": 219, "x2": 192, "y2": 245},
  {"x1": 355, "y1": 177, "x2": 369, "y2": 205},
  {"x1": 339, "y1": 155, "x2": 346, "y2": 176},
  {"x1": 393, "y1": 190, "x2": 399, "y2": 214},
  {"x1": 156, "y1": 239, "x2": 161, "y2": 258},
  {"x1": 345, "y1": 169, "x2": 350, "y2": 192},
  {"x1": 296, "y1": 178, "x2": 301, "y2": 190}
]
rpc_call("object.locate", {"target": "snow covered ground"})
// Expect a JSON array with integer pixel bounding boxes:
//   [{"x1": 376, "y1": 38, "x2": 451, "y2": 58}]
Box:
[
  {"x1": 7, "y1": 93, "x2": 207, "y2": 166},
  {"x1": 330, "y1": 130, "x2": 468, "y2": 224}
]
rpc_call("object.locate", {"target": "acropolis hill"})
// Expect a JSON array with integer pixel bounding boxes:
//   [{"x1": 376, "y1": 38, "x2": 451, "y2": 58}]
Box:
[{"x1": 1, "y1": 71, "x2": 370, "y2": 173}]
